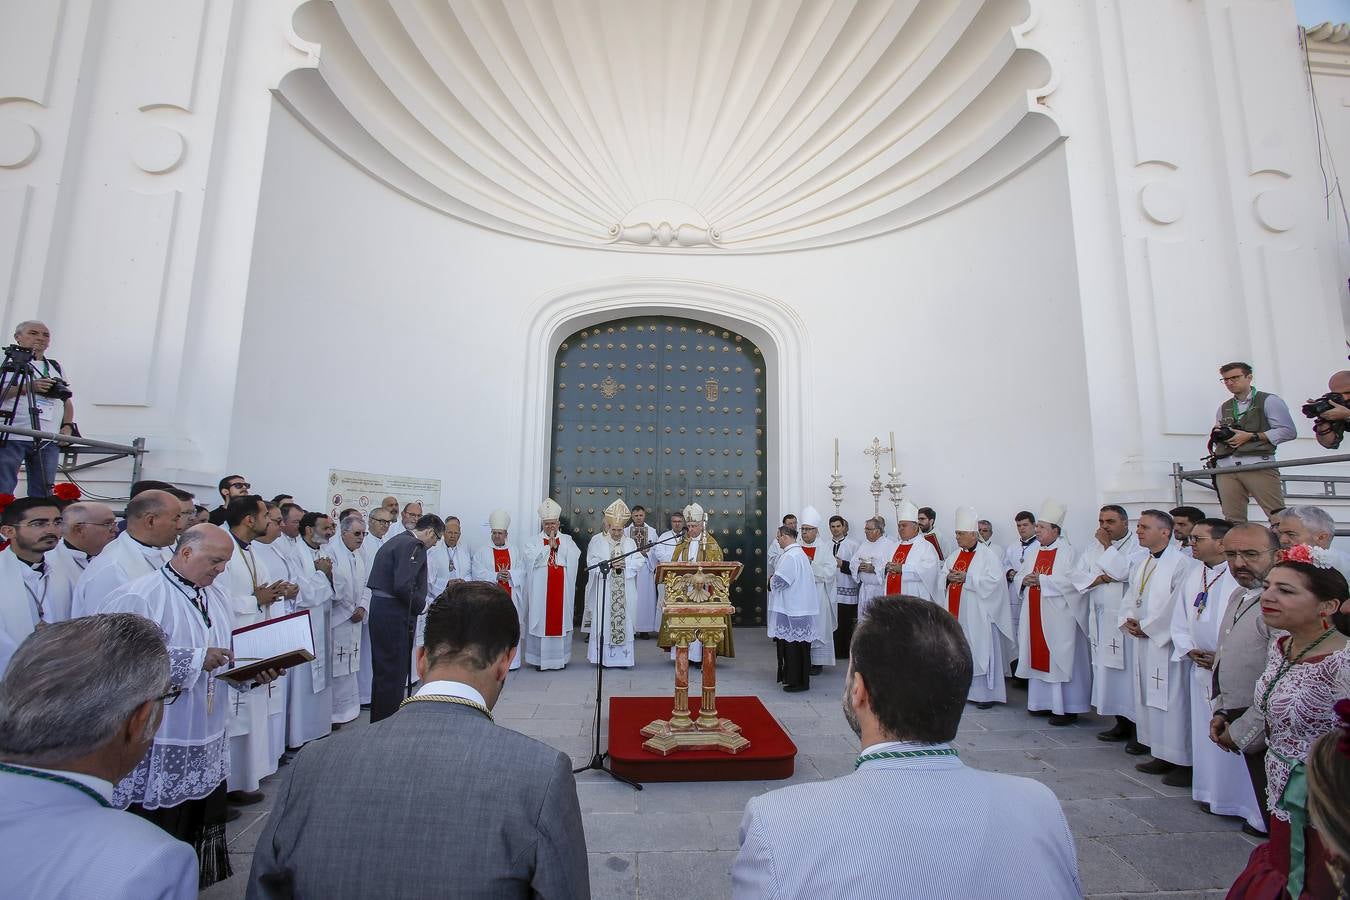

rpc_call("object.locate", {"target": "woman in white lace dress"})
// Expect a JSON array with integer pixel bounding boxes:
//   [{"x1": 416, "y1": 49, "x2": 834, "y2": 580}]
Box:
[{"x1": 1228, "y1": 547, "x2": 1349, "y2": 900}]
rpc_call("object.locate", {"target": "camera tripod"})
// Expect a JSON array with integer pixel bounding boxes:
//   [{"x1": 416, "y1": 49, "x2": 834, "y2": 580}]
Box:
[{"x1": 0, "y1": 344, "x2": 56, "y2": 495}]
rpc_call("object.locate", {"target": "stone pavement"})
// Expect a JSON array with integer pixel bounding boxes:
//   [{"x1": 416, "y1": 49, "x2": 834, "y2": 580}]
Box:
[{"x1": 202, "y1": 632, "x2": 1260, "y2": 899}]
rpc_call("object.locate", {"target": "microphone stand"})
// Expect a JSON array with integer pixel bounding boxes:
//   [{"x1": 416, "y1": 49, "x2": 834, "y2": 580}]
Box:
[{"x1": 572, "y1": 530, "x2": 681, "y2": 790}]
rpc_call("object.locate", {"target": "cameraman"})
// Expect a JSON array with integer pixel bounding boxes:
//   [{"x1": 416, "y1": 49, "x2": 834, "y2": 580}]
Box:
[
  {"x1": 1210, "y1": 361, "x2": 1296, "y2": 523},
  {"x1": 0, "y1": 321, "x2": 74, "y2": 496},
  {"x1": 1308, "y1": 370, "x2": 1350, "y2": 450}
]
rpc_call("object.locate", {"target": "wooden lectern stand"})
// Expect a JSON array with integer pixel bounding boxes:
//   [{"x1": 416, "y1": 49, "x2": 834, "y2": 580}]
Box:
[{"x1": 641, "y1": 561, "x2": 748, "y2": 755}]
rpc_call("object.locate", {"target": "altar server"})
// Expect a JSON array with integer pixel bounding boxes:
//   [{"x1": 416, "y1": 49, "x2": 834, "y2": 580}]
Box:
[
  {"x1": 586, "y1": 500, "x2": 639, "y2": 668},
  {"x1": 797, "y1": 506, "x2": 838, "y2": 669},
  {"x1": 1015, "y1": 500, "x2": 1091, "y2": 725},
  {"x1": 851, "y1": 517, "x2": 898, "y2": 619},
  {"x1": 943, "y1": 506, "x2": 1013, "y2": 707},
  {"x1": 768, "y1": 525, "x2": 817, "y2": 692},
  {"x1": 1076, "y1": 505, "x2": 1146, "y2": 744},
  {"x1": 0, "y1": 615, "x2": 198, "y2": 899},
  {"x1": 283, "y1": 512, "x2": 336, "y2": 749},
  {"x1": 881, "y1": 501, "x2": 941, "y2": 604},
  {"x1": 216, "y1": 496, "x2": 282, "y2": 801},
  {"x1": 0, "y1": 498, "x2": 71, "y2": 663},
  {"x1": 1121, "y1": 509, "x2": 1195, "y2": 776},
  {"x1": 473, "y1": 510, "x2": 524, "y2": 670},
  {"x1": 523, "y1": 499, "x2": 581, "y2": 670},
  {"x1": 668, "y1": 502, "x2": 732, "y2": 663},
  {"x1": 629, "y1": 505, "x2": 659, "y2": 638},
  {"x1": 830, "y1": 515, "x2": 861, "y2": 659},
  {"x1": 72, "y1": 489, "x2": 178, "y2": 616},
  {"x1": 329, "y1": 513, "x2": 370, "y2": 726}
]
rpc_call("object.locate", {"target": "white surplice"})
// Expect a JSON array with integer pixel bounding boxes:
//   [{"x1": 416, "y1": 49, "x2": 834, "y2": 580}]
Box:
[
  {"x1": 471, "y1": 540, "x2": 524, "y2": 669},
  {"x1": 251, "y1": 539, "x2": 295, "y2": 758},
  {"x1": 629, "y1": 523, "x2": 660, "y2": 633},
  {"x1": 585, "y1": 533, "x2": 638, "y2": 668},
  {"x1": 767, "y1": 544, "x2": 817, "y2": 642},
  {"x1": 327, "y1": 536, "x2": 370, "y2": 724},
  {"x1": 1015, "y1": 538, "x2": 1092, "y2": 715},
  {"x1": 1120, "y1": 545, "x2": 1195, "y2": 765},
  {"x1": 523, "y1": 532, "x2": 581, "y2": 670},
  {"x1": 216, "y1": 531, "x2": 278, "y2": 793},
  {"x1": 0, "y1": 547, "x2": 73, "y2": 656},
  {"x1": 45, "y1": 539, "x2": 90, "y2": 608},
  {"x1": 356, "y1": 533, "x2": 384, "y2": 704},
  {"x1": 798, "y1": 540, "x2": 838, "y2": 666},
  {"x1": 1004, "y1": 537, "x2": 1040, "y2": 654},
  {"x1": 850, "y1": 537, "x2": 898, "y2": 618},
  {"x1": 942, "y1": 543, "x2": 1013, "y2": 703},
  {"x1": 281, "y1": 536, "x2": 334, "y2": 748},
  {"x1": 1076, "y1": 534, "x2": 1145, "y2": 718},
  {"x1": 877, "y1": 536, "x2": 942, "y2": 604},
  {"x1": 831, "y1": 535, "x2": 860, "y2": 607},
  {"x1": 97, "y1": 566, "x2": 235, "y2": 810},
  {"x1": 71, "y1": 530, "x2": 171, "y2": 617},
  {"x1": 1168, "y1": 560, "x2": 1262, "y2": 828}
]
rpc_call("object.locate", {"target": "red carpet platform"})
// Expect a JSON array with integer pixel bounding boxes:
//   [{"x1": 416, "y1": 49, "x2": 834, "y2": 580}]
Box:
[{"x1": 608, "y1": 696, "x2": 797, "y2": 783}]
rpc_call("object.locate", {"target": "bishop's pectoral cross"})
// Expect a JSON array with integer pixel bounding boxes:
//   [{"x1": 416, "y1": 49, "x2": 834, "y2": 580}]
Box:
[{"x1": 1151, "y1": 669, "x2": 1164, "y2": 690}]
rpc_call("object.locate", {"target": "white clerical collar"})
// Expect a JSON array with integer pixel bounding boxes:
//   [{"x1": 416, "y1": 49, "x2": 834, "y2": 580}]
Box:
[
  {"x1": 416, "y1": 680, "x2": 487, "y2": 708},
  {"x1": 23, "y1": 765, "x2": 114, "y2": 802},
  {"x1": 1205, "y1": 560, "x2": 1229, "y2": 575}
]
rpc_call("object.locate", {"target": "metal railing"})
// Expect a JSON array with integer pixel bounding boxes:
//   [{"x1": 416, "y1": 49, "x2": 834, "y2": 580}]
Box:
[
  {"x1": 1172, "y1": 452, "x2": 1350, "y2": 535},
  {"x1": 0, "y1": 424, "x2": 146, "y2": 490}
]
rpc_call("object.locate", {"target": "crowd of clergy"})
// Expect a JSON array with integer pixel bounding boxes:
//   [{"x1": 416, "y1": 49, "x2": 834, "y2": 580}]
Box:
[{"x1": 1, "y1": 464, "x2": 1349, "y2": 895}]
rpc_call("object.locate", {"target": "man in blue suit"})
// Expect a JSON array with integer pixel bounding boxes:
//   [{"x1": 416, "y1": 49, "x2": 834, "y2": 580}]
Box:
[{"x1": 732, "y1": 595, "x2": 1082, "y2": 900}]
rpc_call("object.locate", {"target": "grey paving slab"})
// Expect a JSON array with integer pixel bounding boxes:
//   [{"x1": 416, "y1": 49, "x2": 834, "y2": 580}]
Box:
[
  {"x1": 636, "y1": 850, "x2": 737, "y2": 900},
  {"x1": 590, "y1": 853, "x2": 638, "y2": 899},
  {"x1": 1076, "y1": 837, "x2": 1158, "y2": 895},
  {"x1": 577, "y1": 780, "x2": 643, "y2": 814},
  {"x1": 1060, "y1": 799, "x2": 1161, "y2": 837},
  {"x1": 1113, "y1": 797, "x2": 1246, "y2": 834},
  {"x1": 634, "y1": 779, "x2": 772, "y2": 814},
  {"x1": 1098, "y1": 833, "x2": 1255, "y2": 891},
  {"x1": 1029, "y1": 768, "x2": 1160, "y2": 801},
  {"x1": 954, "y1": 728, "x2": 1066, "y2": 751},
  {"x1": 584, "y1": 812, "x2": 719, "y2": 852},
  {"x1": 1034, "y1": 747, "x2": 1147, "y2": 770},
  {"x1": 960, "y1": 747, "x2": 1053, "y2": 774}
]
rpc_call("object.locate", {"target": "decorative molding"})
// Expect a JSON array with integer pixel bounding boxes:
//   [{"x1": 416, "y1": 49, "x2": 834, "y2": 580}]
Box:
[
  {"x1": 0, "y1": 118, "x2": 39, "y2": 168},
  {"x1": 1304, "y1": 23, "x2": 1350, "y2": 76},
  {"x1": 279, "y1": 0, "x2": 1062, "y2": 253}
]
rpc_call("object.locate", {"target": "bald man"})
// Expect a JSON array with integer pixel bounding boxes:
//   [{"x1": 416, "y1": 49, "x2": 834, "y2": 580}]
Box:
[
  {"x1": 72, "y1": 490, "x2": 178, "y2": 616},
  {"x1": 47, "y1": 501, "x2": 118, "y2": 600}
]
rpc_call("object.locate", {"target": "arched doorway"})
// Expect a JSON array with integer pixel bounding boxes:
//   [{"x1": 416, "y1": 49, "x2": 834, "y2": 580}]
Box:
[{"x1": 548, "y1": 315, "x2": 769, "y2": 625}]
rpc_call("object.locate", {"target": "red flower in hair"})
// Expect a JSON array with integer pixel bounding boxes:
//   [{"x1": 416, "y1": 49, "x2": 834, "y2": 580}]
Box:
[
  {"x1": 52, "y1": 482, "x2": 81, "y2": 501},
  {"x1": 1279, "y1": 544, "x2": 1316, "y2": 565}
]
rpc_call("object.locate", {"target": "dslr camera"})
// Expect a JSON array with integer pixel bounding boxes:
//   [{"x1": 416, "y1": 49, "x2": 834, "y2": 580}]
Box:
[
  {"x1": 37, "y1": 377, "x2": 72, "y2": 401},
  {"x1": 1302, "y1": 392, "x2": 1346, "y2": 419}
]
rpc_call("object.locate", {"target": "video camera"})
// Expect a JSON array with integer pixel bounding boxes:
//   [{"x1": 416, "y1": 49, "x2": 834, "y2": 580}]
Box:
[{"x1": 0, "y1": 344, "x2": 72, "y2": 400}]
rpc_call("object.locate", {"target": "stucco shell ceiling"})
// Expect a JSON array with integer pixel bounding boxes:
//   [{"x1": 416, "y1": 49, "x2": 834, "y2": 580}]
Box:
[{"x1": 283, "y1": 0, "x2": 1060, "y2": 252}]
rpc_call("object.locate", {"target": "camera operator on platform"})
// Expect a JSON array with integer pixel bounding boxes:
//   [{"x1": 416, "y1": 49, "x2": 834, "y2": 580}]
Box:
[
  {"x1": 1209, "y1": 361, "x2": 1296, "y2": 523},
  {"x1": 0, "y1": 322, "x2": 74, "y2": 497},
  {"x1": 1307, "y1": 369, "x2": 1350, "y2": 451}
]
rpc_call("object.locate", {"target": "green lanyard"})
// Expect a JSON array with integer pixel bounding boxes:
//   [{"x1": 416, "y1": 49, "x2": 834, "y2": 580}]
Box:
[
  {"x1": 855, "y1": 747, "x2": 958, "y2": 769},
  {"x1": 0, "y1": 762, "x2": 111, "y2": 807}
]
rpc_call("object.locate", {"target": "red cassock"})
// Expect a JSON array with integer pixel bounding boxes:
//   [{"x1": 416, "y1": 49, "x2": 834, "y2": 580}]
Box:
[
  {"x1": 924, "y1": 532, "x2": 945, "y2": 562},
  {"x1": 946, "y1": 549, "x2": 974, "y2": 618},
  {"x1": 1026, "y1": 548, "x2": 1057, "y2": 673}
]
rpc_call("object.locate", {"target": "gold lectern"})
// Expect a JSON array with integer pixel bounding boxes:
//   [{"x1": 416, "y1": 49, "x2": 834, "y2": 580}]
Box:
[{"x1": 642, "y1": 561, "x2": 748, "y2": 755}]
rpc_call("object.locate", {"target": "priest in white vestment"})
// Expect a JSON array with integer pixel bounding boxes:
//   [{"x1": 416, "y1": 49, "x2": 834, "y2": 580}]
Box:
[
  {"x1": 650, "y1": 509, "x2": 685, "y2": 650},
  {"x1": 943, "y1": 507, "x2": 1013, "y2": 707},
  {"x1": 1120, "y1": 510, "x2": 1195, "y2": 776},
  {"x1": 1016, "y1": 500, "x2": 1091, "y2": 725},
  {"x1": 45, "y1": 500, "x2": 117, "y2": 601},
  {"x1": 628, "y1": 505, "x2": 659, "y2": 637},
  {"x1": 357, "y1": 506, "x2": 394, "y2": 704},
  {"x1": 851, "y1": 516, "x2": 898, "y2": 619},
  {"x1": 472, "y1": 510, "x2": 524, "y2": 670},
  {"x1": 215, "y1": 497, "x2": 284, "y2": 799},
  {"x1": 282, "y1": 512, "x2": 336, "y2": 749},
  {"x1": 796, "y1": 506, "x2": 838, "y2": 669},
  {"x1": 523, "y1": 499, "x2": 581, "y2": 670},
  {"x1": 767, "y1": 526, "x2": 816, "y2": 692},
  {"x1": 328, "y1": 513, "x2": 370, "y2": 726},
  {"x1": 0, "y1": 498, "x2": 71, "y2": 660},
  {"x1": 880, "y1": 501, "x2": 941, "y2": 604},
  {"x1": 585, "y1": 500, "x2": 639, "y2": 668},
  {"x1": 666, "y1": 503, "x2": 732, "y2": 664},
  {"x1": 1004, "y1": 512, "x2": 1040, "y2": 657},
  {"x1": 72, "y1": 489, "x2": 179, "y2": 616},
  {"x1": 250, "y1": 504, "x2": 298, "y2": 762},
  {"x1": 416, "y1": 516, "x2": 472, "y2": 671},
  {"x1": 1167, "y1": 520, "x2": 1262, "y2": 821},
  {"x1": 977, "y1": 519, "x2": 1005, "y2": 569},
  {"x1": 829, "y1": 515, "x2": 861, "y2": 659},
  {"x1": 1075, "y1": 505, "x2": 1146, "y2": 743}
]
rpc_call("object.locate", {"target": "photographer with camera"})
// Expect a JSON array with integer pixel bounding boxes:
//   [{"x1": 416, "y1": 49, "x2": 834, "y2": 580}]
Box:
[
  {"x1": 0, "y1": 321, "x2": 74, "y2": 497},
  {"x1": 1209, "y1": 361, "x2": 1296, "y2": 523},
  {"x1": 1306, "y1": 369, "x2": 1350, "y2": 450}
]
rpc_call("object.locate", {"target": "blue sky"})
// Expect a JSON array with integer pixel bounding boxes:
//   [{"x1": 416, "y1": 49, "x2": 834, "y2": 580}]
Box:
[{"x1": 1299, "y1": 0, "x2": 1350, "y2": 25}]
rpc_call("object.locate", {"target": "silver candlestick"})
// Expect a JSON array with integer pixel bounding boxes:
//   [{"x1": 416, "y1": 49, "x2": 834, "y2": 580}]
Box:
[
  {"x1": 885, "y1": 430, "x2": 906, "y2": 521},
  {"x1": 863, "y1": 437, "x2": 885, "y2": 517},
  {"x1": 828, "y1": 437, "x2": 845, "y2": 514}
]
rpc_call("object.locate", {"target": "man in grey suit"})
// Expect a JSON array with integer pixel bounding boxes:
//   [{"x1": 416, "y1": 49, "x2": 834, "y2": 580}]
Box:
[
  {"x1": 732, "y1": 596, "x2": 1082, "y2": 900},
  {"x1": 247, "y1": 580, "x2": 590, "y2": 899},
  {"x1": 0, "y1": 614, "x2": 197, "y2": 899},
  {"x1": 1208, "y1": 522, "x2": 1281, "y2": 834}
]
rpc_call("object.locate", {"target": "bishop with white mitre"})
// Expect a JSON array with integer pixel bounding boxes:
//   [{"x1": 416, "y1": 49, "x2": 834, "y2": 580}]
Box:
[
  {"x1": 881, "y1": 501, "x2": 941, "y2": 604},
  {"x1": 942, "y1": 506, "x2": 1013, "y2": 707},
  {"x1": 1015, "y1": 499, "x2": 1091, "y2": 725},
  {"x1": 523, "y1": 499, "x2": 581, "y2": 671},
  {"x1": 850, "y1": 516, "x2": 898, "y2": 618},
  {"x1": 473, "y1": 509, "x2": 524, "y2": 670},
  {"x1": 585, "y1": 500, "x2": 639, "y2": 668},
  {"x1": 796, "y1": 506, "x2": 838, "y2": 669},
  {"x1": 667, "y1": 502, "x2": 734, "y2": 662}
]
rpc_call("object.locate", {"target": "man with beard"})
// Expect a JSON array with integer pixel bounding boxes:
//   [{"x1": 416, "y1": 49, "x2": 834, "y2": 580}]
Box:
[
  {"x1": 207, "y1": 475, "x2": 252, "y2": 526},
  {"x1": 0, "y1": 498, "x2": 70, "y2": 674}
]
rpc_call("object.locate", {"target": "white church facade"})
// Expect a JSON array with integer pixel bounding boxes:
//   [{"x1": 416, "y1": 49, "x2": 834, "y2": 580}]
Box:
[{"x1": 2, "y1": 0, "x2": 1347, "y2": 547}]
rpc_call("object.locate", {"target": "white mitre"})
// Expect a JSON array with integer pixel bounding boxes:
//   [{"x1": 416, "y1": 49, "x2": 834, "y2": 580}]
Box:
[
  {"x1": 896, "y1": 500, "x2": 919, "y2": 523},
  {"x1": 954, "y1": 506, "x2": 978, "y2": 532},
  {"x1": 488, "y1": 509, "x2": 511, "y2": 530},
  {"x1": 683, "y1": 502, "x2": 706, "y2": 524},
  {"x1": 799, "y1": 505, "x2": 822, "y2": 529},
  {"x1": 538, "y1": 498, "x2": 562, "y2": 521},
  {"x1": 603, "y1": 499, "x2": 631, "y2": 529},
  {"x1": 1038, "y1": 498, "x2": 1067, "y2": 527}
]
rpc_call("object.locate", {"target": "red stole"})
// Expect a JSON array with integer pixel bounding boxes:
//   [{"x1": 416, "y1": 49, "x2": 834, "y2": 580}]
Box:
[
  {"x1": 491, "y1": 547, "x2": 512, "y2": 598},
  {"x1": 924, "y1": 532, "x2": 945, "y2": 561},
  {"x1": 543, "y1": 538, "x2": 565, "y2": 636},
  {"x1": 1027, "y1": 548, "x2": 1058, "y2": 673},
  {"x1": 885, "y1": 543, "x2": 913, "y2": 595},
  {"x1": 802, "y1": 546, "x2": 817, "y2": 561},
  {"x1": 947, "y1": 549, "x2": 974, "y2": 618}
]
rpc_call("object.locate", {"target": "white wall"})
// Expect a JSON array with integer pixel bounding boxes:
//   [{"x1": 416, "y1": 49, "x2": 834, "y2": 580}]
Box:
[{"x1": 229, "y1": 100, "x2": 1095, "y2": 549}]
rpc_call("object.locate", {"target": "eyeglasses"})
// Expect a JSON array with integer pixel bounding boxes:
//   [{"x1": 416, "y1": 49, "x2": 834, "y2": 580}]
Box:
[
  {"x1": 1223, "y1": 549, "x2": 1273, "y2": 561},
  {"x1": 156, "y1": 686, "x2": 183, "y2": 706},
  {"x1": 228, "y1": 482, "x2": 250, "y2": 490},
  {"x1": 18, "y1": 518, "x2": 62, "y2": 529},
  {"x1": 370, "y1": 517, "x2": 392, "y2": 525},
  {"x1": 76, "y1": 519, "x2": 118, "y2": 530},
  {"x1": 1220, "y1": 375, "x2": 1248, "y2": 383}
]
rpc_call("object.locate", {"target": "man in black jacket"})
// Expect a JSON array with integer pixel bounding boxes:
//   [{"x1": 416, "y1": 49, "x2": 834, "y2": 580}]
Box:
[{"x1": 366, "y1": 513, "x2": 444, "y2": 722}]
